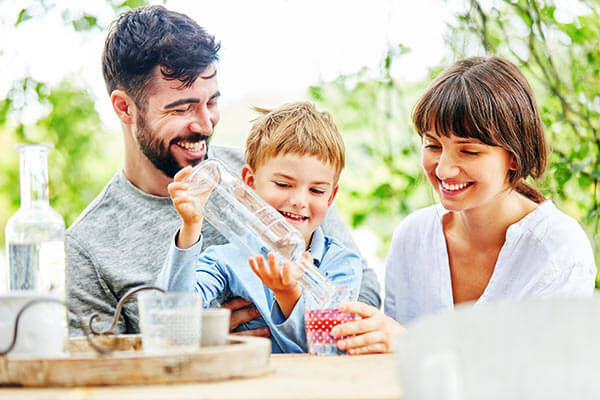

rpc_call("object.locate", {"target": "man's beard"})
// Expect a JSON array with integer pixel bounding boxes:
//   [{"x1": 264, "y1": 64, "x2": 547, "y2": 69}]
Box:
[{"x1": 136, "y1": 112, "x2": 211, "y2": 178}]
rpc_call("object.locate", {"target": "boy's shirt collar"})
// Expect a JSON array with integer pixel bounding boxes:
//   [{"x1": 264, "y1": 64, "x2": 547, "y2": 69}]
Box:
[{"x1": 308, "y1": 227, "x2": 325, "y2": 267}]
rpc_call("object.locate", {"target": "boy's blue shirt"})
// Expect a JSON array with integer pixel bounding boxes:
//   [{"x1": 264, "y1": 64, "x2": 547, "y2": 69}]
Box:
[{"x1": 156, "y1": 226, "x2": 362, "y2": 353}]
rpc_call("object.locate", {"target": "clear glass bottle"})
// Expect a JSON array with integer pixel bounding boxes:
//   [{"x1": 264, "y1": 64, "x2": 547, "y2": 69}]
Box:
[
  {"x1": 4, "y1": 144, "x2": 66, "y2": 296},
  {"x1": 185, "y1": 159, "x2": 349, "y2": 307}
]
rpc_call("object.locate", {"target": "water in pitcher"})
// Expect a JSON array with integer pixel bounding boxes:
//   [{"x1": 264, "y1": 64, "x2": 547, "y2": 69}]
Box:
[{"x1": 8, "y1": 241, "x2": 65, "y2": 293}]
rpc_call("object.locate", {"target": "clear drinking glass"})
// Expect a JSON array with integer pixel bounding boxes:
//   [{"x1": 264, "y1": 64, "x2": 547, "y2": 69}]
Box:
[
  {"x1": 138, "y1": 292, "x2": 202, "y2": 355},
  {"x1": 304, "y1": 286, "x2": 358, "y2": 355},
  {"x1": 185, "y1": 159, "x2": 339, "y2": 307},
  {"x1": 4, "y1": 144, "x2": 65, "y2": 296}
]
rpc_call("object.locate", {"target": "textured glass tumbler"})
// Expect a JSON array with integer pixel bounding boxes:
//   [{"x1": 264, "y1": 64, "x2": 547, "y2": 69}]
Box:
[
  {"x1": 138, "y1": 292, "x2": 202, "y2": 355},
  {"x1": 304, "y1": 287, "x2": 358, "y2": 356}
]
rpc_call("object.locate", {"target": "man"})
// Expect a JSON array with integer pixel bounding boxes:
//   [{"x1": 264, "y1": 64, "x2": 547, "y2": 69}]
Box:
[{"x1": 66, "y1": 5, "x2": 380, "y2": 336}]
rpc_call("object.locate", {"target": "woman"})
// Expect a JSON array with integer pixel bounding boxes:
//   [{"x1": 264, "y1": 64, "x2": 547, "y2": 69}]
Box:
[{"x1": 332, "y1": 56, "x2": 597, "y2": 355}]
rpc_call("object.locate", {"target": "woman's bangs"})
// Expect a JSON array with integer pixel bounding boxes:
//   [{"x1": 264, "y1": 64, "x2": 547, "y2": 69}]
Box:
[{"x1": 415, "y1": 75, "x2": 498, "y2": 146}]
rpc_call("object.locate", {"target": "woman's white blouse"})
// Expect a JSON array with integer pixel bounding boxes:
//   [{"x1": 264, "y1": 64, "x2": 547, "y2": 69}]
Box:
[{"x1": 384, "y1": 200, "x2": 597, "y2": 325}]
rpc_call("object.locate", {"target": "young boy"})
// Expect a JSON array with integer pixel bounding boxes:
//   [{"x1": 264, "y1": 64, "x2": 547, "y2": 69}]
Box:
[{"x1": 156, "y1": 101, "x2": 362, "y2": 353}]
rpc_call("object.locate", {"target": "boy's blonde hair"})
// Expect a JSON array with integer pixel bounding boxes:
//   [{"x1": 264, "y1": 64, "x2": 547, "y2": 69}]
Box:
[{"x1": 245, "y1": 101, "x2": 345, "y2": 183}]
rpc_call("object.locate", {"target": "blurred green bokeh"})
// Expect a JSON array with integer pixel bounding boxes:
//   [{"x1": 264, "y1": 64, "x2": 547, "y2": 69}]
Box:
[
  {"x1": 1, "y1": 0, "x2": 147, "y2": 249},
  {"x1": 0, "y1": 77, "x2": 122, "y2": 232}
]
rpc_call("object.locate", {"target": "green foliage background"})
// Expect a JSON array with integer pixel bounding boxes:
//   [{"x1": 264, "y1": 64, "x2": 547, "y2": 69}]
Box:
[
  {"x1": 1, "y1": 0, "x2": 598, "y2": 281},
  {"x1": 0, "y1": 1, "x2": 149, "y2": 249}
]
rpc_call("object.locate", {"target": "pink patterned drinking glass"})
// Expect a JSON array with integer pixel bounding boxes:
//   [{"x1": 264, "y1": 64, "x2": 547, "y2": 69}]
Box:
[{"x1": 304, "y1": 287, "x2": 358, "y2": 355}]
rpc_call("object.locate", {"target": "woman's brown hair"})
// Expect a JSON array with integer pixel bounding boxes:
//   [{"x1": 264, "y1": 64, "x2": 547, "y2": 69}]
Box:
[{"x1": 412, "y1": 56, "x2": 548, "y2": 203}]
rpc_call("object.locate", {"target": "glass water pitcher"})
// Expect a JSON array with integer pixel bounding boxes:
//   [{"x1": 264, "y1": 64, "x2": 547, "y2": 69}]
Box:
[
  {"x1": 185, "y1": 159, "x2": 348, "y2": 307},
  {"x1": 4, "y1": 144, "x2": 66, "y2": 296}
]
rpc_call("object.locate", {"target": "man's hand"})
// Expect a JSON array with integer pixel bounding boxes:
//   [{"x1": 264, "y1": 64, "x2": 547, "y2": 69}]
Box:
[{"x1": 221, "y1": 297, "x2": 270, "y2": 337}]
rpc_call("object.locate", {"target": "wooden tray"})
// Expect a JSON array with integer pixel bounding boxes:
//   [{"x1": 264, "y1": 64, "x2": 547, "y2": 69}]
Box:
[{"x1": 0, "y1": 334, "x2": 271, "y2": 387}]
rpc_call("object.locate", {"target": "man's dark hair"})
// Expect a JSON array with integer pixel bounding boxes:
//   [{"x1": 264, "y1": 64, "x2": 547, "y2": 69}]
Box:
[{"x1": 102, "y1": 5, "x2": 220, "y2": 109}]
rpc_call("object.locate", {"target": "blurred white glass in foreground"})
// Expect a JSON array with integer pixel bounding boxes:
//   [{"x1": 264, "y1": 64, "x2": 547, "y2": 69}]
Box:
[
  {"x1": 4, "y1": 144, "x2": 65, "y2": 295},
  {"x1": 201, "y1": 308, "x2": 230, "y2": 347},
  {"x1": 397, "y1": 297, "x2": 600, "y2": 400},
  {"x1": 185, "y1": 159, "x2": 352, "y2": 308},
  {"x1": 138, "y1": 292, "x2": 202, "y2": 355},
  {"x1": 415, "y1": 351, "x2": 462, "y2": 400}
]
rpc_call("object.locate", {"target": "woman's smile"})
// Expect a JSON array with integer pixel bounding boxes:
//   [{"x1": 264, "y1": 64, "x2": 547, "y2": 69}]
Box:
[{"x1": 439, "y1": 179, "x2": 474, "y2": 195}]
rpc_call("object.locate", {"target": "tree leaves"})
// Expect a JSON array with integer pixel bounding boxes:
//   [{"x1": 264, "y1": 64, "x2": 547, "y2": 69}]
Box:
[
  {"x1": 109, "y1": 0, "x2": 154, "y2": 12},
  {"x1": 309, "y1": 45, "x2": 429, "y2": 253},
  {"x1": 72, "y1": 15, "x2": 98, "y2": 31},
  {"x1": 0, "y1": 76, "x2": 121, "y2": 247},
  {"x1": 15, "y1": 8, "x2": 33, "y2": 26}
]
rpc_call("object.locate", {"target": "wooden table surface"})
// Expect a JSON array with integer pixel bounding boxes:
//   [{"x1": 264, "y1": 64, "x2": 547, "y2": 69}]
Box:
[{"x1": 0, "y1": 353, "x2": 403, "y2": 400}]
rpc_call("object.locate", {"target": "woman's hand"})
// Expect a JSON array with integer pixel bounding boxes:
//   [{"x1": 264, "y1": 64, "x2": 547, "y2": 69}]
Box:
[{"x1": 331, "y1": 301, "x2": 406, "y2": 355}]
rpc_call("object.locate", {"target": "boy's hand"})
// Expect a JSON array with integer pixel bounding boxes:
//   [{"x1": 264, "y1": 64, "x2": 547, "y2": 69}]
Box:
[
  {"x1": 169, "y1": 167, "x2": 202, "y2": 223},
  {"x1": 168, "y1": 166, "x2": 212, "y2": 249},
  {"x1": 248, "y1": 252, "x2": 307, "y2": 318}
]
